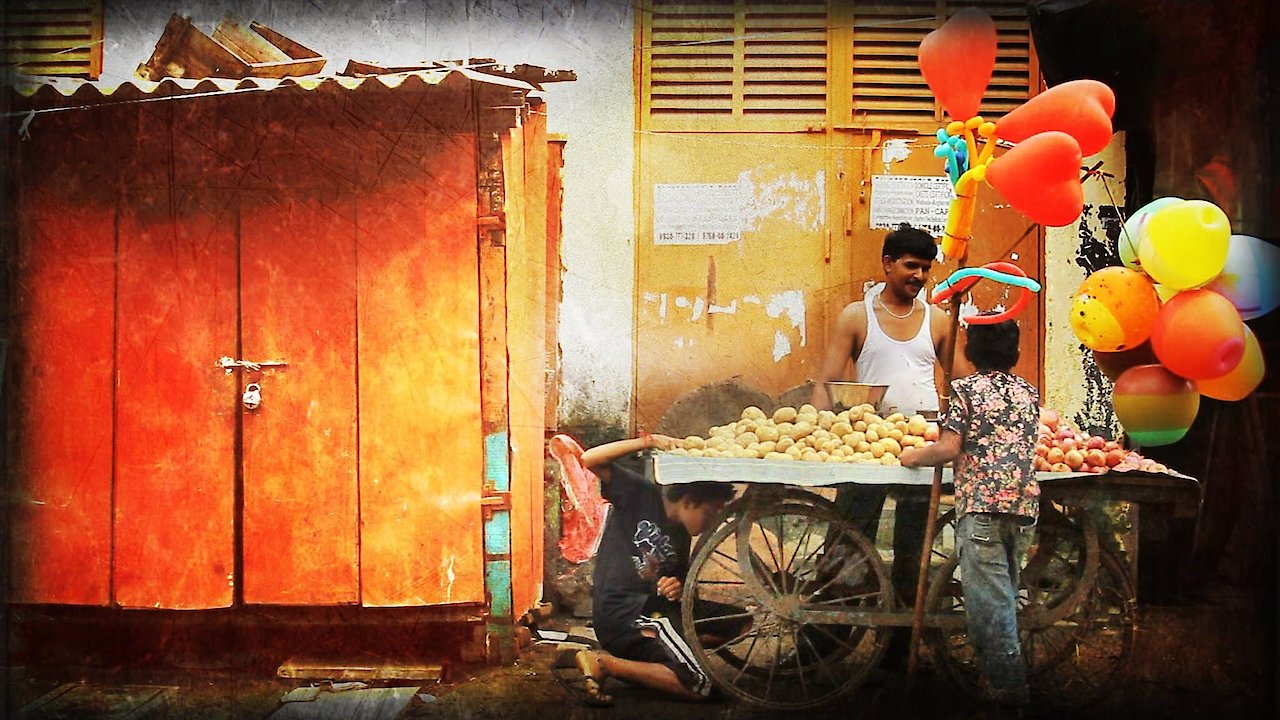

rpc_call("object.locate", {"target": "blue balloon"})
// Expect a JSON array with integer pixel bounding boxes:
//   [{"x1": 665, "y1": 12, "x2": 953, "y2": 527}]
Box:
[{"x1": 1206, "y1": 234, "x2": 1280, "y2": 320}]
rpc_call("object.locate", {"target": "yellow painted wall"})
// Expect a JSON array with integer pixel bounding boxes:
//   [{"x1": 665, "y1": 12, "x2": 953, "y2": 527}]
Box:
[{"x1": 635, "y1": 130, "x2": 1045, "y2": 429}]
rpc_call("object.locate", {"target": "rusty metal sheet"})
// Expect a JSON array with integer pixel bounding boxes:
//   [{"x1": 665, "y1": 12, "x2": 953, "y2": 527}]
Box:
[
  {"x1": 112, "y1": 182, "x2": 238, "y2": 609},
  {"x1": 503, "y1": 115, "x2": 549, "y2": 619},
  {"x1": 356, "y1": 128, "x2": 484, "y2": 607},
  {"x1": 7, "y1": 146, "x2": 114, "y2": 604},
  {"x1": 239, "y1": 185, "x2": 359, "y2": 606}
]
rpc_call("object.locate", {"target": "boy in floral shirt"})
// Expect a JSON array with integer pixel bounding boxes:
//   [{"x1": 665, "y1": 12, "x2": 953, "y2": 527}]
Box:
[{"x1": 901, "y1": 317, "x2": 1039, "y2": 708}]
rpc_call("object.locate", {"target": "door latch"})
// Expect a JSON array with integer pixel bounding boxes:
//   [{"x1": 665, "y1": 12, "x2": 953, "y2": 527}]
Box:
[{"x1": 217, "y1": 356, "x2": 289, "y2": 374}]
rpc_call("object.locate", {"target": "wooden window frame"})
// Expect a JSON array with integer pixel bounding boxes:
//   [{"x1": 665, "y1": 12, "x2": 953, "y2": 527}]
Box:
[
  {"x1": 2, "y1": 0, "x2": 105, "y2": 80},
  {"x1": 637, "y1": 0, "x2": 1036, "y2": 135}
]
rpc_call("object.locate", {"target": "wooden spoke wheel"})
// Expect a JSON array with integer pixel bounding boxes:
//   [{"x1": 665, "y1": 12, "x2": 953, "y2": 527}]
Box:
[
  {"x1": 1021, "y1": 547, "x2": 1136, "y2": 711},
  {"x1": 925, "y1": 505, "x2": 1134, "y2": 711},
  {"x1": 683, "y1": 499, "x2": 893, "y2": 710}
]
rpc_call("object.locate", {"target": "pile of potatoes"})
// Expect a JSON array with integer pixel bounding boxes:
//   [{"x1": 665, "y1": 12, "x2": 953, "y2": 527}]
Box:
[{"x1": 664, "y1": 404, "x2": 938, "y2": 466}]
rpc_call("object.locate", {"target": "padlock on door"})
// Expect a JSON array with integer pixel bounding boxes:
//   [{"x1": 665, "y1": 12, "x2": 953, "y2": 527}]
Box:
[{"x1": 242, "y1": 382, "x2": 263, "y2": 411}]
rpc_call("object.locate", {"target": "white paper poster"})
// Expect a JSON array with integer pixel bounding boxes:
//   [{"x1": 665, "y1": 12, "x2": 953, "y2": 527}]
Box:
[
  {"x1": 653, "y1": 183, "x2": 745, "y2": 245},
  {"x1": 868, "y1": 175, "x2": 954, "y2": 237}
]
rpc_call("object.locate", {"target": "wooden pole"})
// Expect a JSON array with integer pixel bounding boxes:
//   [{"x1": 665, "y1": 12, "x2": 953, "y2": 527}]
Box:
[{"x1": 906, "y1": 254, "x2": 968, "y2": 681}]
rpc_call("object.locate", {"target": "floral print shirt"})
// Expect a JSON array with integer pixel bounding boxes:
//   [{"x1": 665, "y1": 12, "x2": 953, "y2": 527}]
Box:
[{"x1": 942, "y1": 370, "x2": 1040, "y2": 520}]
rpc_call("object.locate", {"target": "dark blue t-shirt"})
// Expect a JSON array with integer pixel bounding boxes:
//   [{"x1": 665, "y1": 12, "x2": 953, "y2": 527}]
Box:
[{"x1": 591, "y1": 457, "x2": 690, "y2": 647}]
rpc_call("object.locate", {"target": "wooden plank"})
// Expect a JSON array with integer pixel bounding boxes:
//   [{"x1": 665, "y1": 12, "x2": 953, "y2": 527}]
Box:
[
  {"x1": 651, "y1": 84, "x2": 734, "y2": 96},
  {"x1": 742, "y1": 82, "x2": 827, "y2": 93},
  {"x1": 733, "y1": 68, "x2": 822, "y2": 81},
  {"x1": 651, "y1": 44, "x2": 737, "y2": 56},
  {"x1": 651, "y1": 17, "x2": 736, "y2": 29},
  {"x1": 544, "y1": 137, "x2": 566, "y2": 432},
  {"x1": 237, "y1": 178, "x2": 358, "y2": 605},
  {"x1": 212, "y1": 16, "x2": 290, "y2": 64},
  {"x1": 651, "y1": 55, "x2": 735, "y2": 69},
  {"x1": 356, "y1": 124, "x2": 484, "y2": 608},
  {"x1": 507, "y1": 108, "x2": 549, "y2": 620},
  {"x1": 0, "y1": 50, "x2": 90, "y2": 62},
  {"x1": 2, "y1": 61, "x2": 91, "y2": 74},
  {"x1": 853, "y1": 96, "x2": 937, "y2": 110},
  {"x1": 5, "y1": 0, "x2": 98, "y2": 10},
  {"x1": 651, "y1": 30, "x2": 736, "y2": 43},
  {"x1": 2, "y1": 11, "x2": 95, "y2": 23},
  {"x1": 7, "y1": 117, "x2": 114, "y2": 605},
  {"x1": 0, "y1": 33, "x2": 93, "y2": 45},
  {"x1": 740, "y1": 43, "x2": 826, "y2": 55},
  {"x1": 743, "y1": 55, "x2": 826, "y2": 67},
  {"x1": 653, "y1": 72, "x2": 736, "y2": 83},
  {"x1": 113, "y1": 186, "x2": 237, "y2": 610},
  {"x1": 651, "y1": 94, "x2": 735, "y2": 107}
]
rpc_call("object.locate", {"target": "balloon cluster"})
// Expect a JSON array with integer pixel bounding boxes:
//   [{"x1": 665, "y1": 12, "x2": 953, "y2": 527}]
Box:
[
  {"x1": 1070, "y1": 198, "x2": 1276, "y2": 445},
  {"x1": 918, "y1": 9, "x2": 1116, "y2": 259}
]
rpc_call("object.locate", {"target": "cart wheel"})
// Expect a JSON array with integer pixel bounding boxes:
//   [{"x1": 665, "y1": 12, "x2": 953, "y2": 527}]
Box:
[
  {"x1": 683, "y1": 499, "x2": 893, "y2": 710},
  {"x1": 1023, "y1": 547, "x2": 1136, "y2": 711},
  {"x1": 924, "y1": 505, "x2": 1118, "y2": 708}
]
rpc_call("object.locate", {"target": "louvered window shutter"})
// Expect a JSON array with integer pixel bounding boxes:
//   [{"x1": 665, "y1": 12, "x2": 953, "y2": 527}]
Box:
[
  {"x1": 850, "y1": 0, "x2": 1033, "y2": 129},
  {"x1": 640, "y1": 0, "x2": 1032, "y2": 133},
  {"x1": 2, "y1": 0, "x2": 104, "y2": 80},
  {"x1": 641, "y1": 0, "x2": 830, "y2": 132}
]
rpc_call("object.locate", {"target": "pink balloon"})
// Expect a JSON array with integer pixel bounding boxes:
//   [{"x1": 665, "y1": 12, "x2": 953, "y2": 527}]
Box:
[
  {"x1": 917, "y1": 8, "x2": 997, "y2": 121},
  {"x1": 996, "y1": 80, "x2": 1116, "y2": 156},
  {"x1": 985, "y1": 131, "x2": 1084, "y2": 227}
]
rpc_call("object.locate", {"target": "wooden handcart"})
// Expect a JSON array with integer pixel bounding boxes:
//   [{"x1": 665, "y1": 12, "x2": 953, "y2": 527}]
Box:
[{"x1": 649, "y1": 454, "x2": 1202, "y2": 712}]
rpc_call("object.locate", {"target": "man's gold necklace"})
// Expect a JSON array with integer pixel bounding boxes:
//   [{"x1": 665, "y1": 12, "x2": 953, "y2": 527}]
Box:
[{"x1": 877, "y1": 296, "x2": 917, "y2": 320}]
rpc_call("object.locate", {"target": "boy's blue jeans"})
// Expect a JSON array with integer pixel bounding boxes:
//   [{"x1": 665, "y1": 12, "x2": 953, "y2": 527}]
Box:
[{"x1": 957, "y1": 512, "x2": 1036, "y2": 705}]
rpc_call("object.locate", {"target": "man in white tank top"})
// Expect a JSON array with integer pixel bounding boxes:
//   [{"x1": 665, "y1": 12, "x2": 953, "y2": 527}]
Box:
[{"x1": 809, "y1": 223, "x2": 952, "y2": 667}]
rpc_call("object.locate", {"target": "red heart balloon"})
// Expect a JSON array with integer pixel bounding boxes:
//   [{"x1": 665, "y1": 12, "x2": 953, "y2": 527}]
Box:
[
  {"x1": 985, "y1": 131, "x2": 1084, "y2": 227},
  {"x1": 997, "y1": 80, "x2": 1116, "y2": 156},
  {"x1": 917, "y1": 8, "x2": 997, "y2": 121}
]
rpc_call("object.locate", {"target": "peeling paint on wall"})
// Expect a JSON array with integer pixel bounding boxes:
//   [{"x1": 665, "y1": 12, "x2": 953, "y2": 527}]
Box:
[
  {"x1": 772, "y1": 331, "x2": 792, "y2": 362},
  {"x1": 1071, "y1": 203, "x2": 1124, "y2": 439},
  {"x1": 881, "y1": 138, "x2": 914, "y2": 172},
  {"x1": 737, "y1": 169, "x2": 825, "y2": 232},
  {"x1": 1043, "y1": 138, "x2": 1125, "y2": 437},
  {"x1": 765, "y1": 290, "x2": 806, "y2": 347},
  {"x1": 689, "y1": 297, "x2": 705, "y2": 322},
  {"x1": 442, "y1": 555, "x2": 457, "y2": 603}
]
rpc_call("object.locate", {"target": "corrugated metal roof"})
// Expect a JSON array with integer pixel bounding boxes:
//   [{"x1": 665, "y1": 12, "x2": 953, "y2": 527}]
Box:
[{"x1": 2, "y1": 67, "x2": 535, "y2": 114}]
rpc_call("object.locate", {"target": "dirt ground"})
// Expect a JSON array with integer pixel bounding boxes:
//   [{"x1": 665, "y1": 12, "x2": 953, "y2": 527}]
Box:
[{"x1": 4, "y1": 588, "x2": 1271, "y2": 720}]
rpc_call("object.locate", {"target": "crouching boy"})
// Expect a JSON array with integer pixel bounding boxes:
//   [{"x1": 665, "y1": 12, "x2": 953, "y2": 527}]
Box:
[{"x1": 573, "y1": 433, "x2": 736, "y2": 706}]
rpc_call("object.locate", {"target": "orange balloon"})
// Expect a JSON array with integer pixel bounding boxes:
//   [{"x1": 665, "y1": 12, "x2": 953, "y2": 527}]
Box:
[
  {"x1": 996, "y1": 80, "x2": 1116, "y2": 156},
  {"x1": 985, "y1": 131, "x2": 1084, "y2": 227},
  {"x1": 1150, "y1": 289, "x2": 1245, "y2": 379},
  {"x1": 1069, "y1": 267, "x2": 1160, "y2": 351},
  {"x1": 1197, "y1": 325, "x2": 1265, "y2": 401},
  {"x1": 917, "y1": 8, "x2": 997, "y2": 120}
]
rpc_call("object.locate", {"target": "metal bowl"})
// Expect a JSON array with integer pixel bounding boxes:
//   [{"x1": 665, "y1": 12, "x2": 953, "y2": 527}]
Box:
[{"x1": 823, "y1": 382, "x2": 889, "y2": 411}]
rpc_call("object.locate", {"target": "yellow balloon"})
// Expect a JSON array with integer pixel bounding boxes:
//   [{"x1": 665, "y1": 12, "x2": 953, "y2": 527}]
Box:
[
  {"x1": 1197, "y1": 325, "x2": 1265, "y2": 401},
  {"x1": 1137, "y1": 200, "x2": 1231, "y2": 290}
]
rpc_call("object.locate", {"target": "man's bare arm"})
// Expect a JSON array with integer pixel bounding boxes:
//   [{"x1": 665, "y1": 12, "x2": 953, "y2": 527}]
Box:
[
  {"x1": 932, "y1": 303, "x2": 954, "y2": 367},
  {"x1": 810, "y1": 303, "x2": 866, "y2": 409}
]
